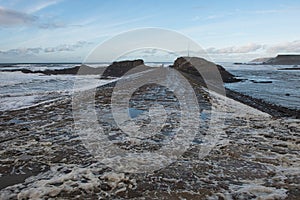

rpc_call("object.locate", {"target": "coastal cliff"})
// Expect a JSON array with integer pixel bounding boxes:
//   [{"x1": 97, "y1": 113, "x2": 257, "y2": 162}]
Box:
[
  {"x1": 249, "y1": 55, "x2": 300, "y2": 65},
  {"x1": 263, "y1": 55, "x2": 300, "y2": 65}
]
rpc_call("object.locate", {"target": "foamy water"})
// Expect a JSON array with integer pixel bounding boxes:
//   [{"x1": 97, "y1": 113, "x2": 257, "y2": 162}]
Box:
[{"x1": 0, "y1": 64, "x2": 114, "y2": 111}]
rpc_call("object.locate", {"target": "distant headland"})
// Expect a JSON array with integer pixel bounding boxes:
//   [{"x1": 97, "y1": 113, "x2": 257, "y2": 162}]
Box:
[{"x1": 235, "y1": 54, "x2": 300, "y2": 66}]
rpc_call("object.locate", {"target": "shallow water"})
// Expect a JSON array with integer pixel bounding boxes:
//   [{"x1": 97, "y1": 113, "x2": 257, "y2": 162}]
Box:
[{"x1": 128, "y1": 108, "x2": 145, "y2": 118}]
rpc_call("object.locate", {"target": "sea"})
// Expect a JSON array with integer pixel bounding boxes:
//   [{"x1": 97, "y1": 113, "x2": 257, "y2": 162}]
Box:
[
  {"x1": 0, "y1": 62, "x2": 299, "y2": 111},
  {"x1": 220, "y1": 63, "x2": 300, "y2": 110}
]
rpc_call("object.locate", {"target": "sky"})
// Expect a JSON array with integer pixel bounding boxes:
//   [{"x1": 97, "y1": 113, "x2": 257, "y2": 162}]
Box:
[{"x1": 0, "y1": 0, "x2": 300, "y2": 63}]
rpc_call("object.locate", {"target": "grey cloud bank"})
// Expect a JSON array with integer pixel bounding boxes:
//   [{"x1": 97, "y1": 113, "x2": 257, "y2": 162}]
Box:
[
  {"x1": 0, "y1": 7, "x2": 37, "y2": 26},
  {"x1": 0, "y1": 41, "x2": 92, "y2": 56}
]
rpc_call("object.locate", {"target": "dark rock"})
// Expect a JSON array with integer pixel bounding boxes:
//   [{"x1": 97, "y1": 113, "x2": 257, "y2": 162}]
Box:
[
  {"x1": 170, "y1": 57, "x2": 241, "y2": 83},
  {"x1": 50, "y1": 182, "x2": 63, "y2": 186},
  {"x1": 43, "y1": 65, "x2": 101, "y2": 75},
  {"x1": 250, "y1": 80, "x2": 272, "y2": 83},
  {"x1": 278, "y1": 67, "x2": 300, "y2": 70},
  {"x1": 20, "y1": 126, "x2": 30, "y2": 131},
  {"x1": 101, "y1": 59, "x2": 148, "y2": 78},
  {"x1": 216, "y1": 63, "x2": 242, "y2": 83},
  {"x1": 100, "y1": 183, "x2": 112, "y2": 191},
  {"x1": 233, "y1": 62, "x2": 244, "y2": 65},
  {"x1": 243, "y1": 55, "x2": 300, "y2": 65},
  {"x1": 63, "y1": 169, "x2": 72, "y2": 174}
]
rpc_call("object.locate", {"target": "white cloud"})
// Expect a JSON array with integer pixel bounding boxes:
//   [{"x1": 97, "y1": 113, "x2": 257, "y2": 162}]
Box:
[
  {"x1": 117, "y1": 48, "x2": 179, "y2": 62},
  {"x1": 206, "y1": 41, "x2": 300, "y2": 55},
  {"x1": 206, "y1": 43, "x2": 263, "y2": 54},
  {"x1": 266, "y1": 40, "x2": 300, "y2": 53},
  {"x1": 26, "y1": 0, "x2": 63, "y2": 13},
  {"x1": 204, "y1": 40, "x2": 300, "y2": 62},
  {"x1": 45, "y1": 41, "x2": 92, "y2": 52}
]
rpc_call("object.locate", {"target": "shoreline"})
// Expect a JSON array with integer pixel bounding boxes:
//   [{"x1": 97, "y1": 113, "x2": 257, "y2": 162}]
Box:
[{"x1": 225, "y1": 88, "x2": 300, "y2": 119}]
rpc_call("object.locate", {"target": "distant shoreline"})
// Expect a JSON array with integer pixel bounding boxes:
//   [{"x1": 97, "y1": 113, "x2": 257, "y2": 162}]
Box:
[{"x1": 235, "y1": 54, "x2": 300, "y2": 65}]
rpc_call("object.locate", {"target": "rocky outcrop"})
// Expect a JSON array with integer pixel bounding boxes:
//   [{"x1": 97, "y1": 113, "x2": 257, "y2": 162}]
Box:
[
  {"x1": 248, "y1": 55, "x2": 300, "y2": 65},
  {"x1": 263, "y1": 55, "x2": 300, "y2": 65},
  {"x1": 101, "y1": 59, "x2": 147, "y2": 78},
  {"x1": 236, "y1": 55, "x2": 300, "y2": 65},
  {"x1": 216, "y1": 63, "x2": 241, "y2": 83},
  {"x1": 171, "y1": 57, "x2": 241, "y2": 83},
  {"x1": 39, "y1": 65, "x2": 105, "y2": 75}
]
